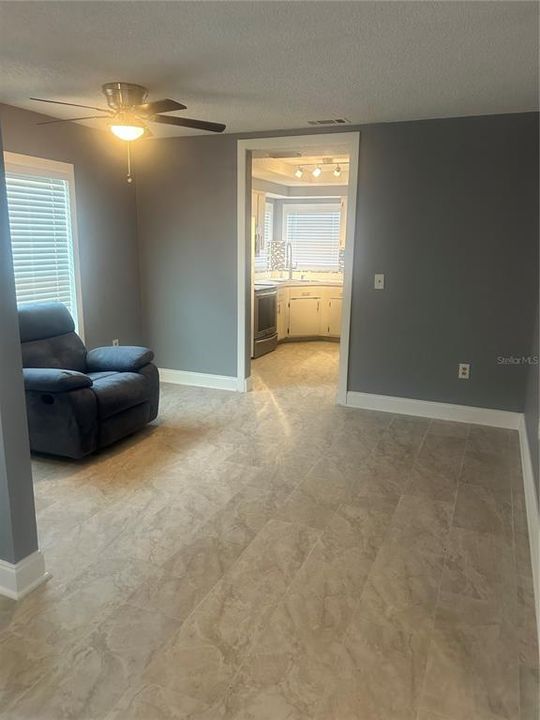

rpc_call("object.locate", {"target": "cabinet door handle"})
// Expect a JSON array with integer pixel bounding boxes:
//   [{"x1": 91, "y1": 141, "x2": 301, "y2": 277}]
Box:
[{"x1": 317, "y1": 301, "x2": 320, "y2": 312}]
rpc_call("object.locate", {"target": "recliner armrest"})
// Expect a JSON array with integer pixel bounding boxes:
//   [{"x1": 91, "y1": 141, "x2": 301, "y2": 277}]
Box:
[
  {"x1": 23, "y1": 368, "x2": 92, "y2": 393},
  {"x1": 86, "y1": 346, "x2": 154, "y2": 373}
]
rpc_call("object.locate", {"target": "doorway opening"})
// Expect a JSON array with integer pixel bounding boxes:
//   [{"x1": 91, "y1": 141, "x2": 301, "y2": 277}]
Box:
[{"x1": 237, "y1": 133, "x2": 359, "y2": 402}]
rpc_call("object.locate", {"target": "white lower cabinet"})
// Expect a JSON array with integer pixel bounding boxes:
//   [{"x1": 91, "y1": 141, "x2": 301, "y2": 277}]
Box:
[
  {"x1": 289, "y1": 297, "x2": 321, "y2": 337},
  {"x1": 277, "y1": 289, "x2": 288, "y2": 340},
  {"x1": 327, "y1": 297, "x2": 343, "y2": 337},
  {"x1": 275, "y1": 284, "x2": 343, "y2": 340}
]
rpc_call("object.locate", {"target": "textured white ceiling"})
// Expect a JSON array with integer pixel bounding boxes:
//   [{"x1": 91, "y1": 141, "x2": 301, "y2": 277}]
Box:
[{"x1": 0, "y1": 1, "x2": 537, "y2": 137}]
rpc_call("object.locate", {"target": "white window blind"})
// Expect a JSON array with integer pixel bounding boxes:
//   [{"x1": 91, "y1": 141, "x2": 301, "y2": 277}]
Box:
[
  {"x1": 284, "y1": 204, "x2": 341, "y2": 271},
  {"x1": 254, "y1": 201, "x2": 273, "y2": 272},
  {"x1": 5, "y1": 169, "x2": 79, "y2": 324}
]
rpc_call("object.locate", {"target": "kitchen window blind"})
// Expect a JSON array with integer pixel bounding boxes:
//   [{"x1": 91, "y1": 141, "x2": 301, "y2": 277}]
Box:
[{"x1": 284, "y1": 204, "x2": 341, "y2": 271}]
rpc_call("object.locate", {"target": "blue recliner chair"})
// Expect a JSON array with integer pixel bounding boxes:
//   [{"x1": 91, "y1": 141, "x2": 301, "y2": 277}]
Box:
[{"x1": 18, "y1": 302, "x2": 159, "y2": 459}]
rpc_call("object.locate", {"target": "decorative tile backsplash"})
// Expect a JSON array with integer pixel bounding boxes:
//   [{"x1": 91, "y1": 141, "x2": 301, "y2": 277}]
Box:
[
  {"x1": 269, "y1": 241, "x2": 286, "y2": 271},
  {"x1": 262, "y1": 241, "x2": 344, "y2": 274}
]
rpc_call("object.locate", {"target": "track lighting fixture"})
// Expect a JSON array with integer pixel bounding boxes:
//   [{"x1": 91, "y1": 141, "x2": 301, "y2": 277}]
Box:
[
  {"x1": 312, "y1": 166, "x2": 322, "y2": 178},
  {"x1": 333, "y1": 164, "x2": 342, "y2": 177},
  {"x1": 294, "y1": 166, "x2": 304, "y2": 178}
]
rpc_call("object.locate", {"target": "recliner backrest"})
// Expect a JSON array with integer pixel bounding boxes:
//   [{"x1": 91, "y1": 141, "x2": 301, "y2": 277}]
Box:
[{"x1": 18, "y1": 302, "x2": 87, "y2": 372}]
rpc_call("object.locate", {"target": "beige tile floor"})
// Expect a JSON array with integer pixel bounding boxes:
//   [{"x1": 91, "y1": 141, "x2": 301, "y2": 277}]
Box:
[{"x1": 0, "y1": 341, "x2": 537, "y2": 719}]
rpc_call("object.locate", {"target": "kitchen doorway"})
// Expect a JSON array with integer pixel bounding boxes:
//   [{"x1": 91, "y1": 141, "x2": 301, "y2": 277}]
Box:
[{"x1": 236, "y1": 132, "x2": 359, "y2": 403}]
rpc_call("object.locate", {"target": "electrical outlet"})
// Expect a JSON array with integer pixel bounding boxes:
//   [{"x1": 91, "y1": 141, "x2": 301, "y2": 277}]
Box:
[
  {"x1": 112, "y1": 339, "x2": 119, "y2": 346},
  {"x1": 458, "y1": 363, "x2": 470, "y2": 380},
  {"x1": 374, "y1": 273, "x2": 385, "y2": 290}
]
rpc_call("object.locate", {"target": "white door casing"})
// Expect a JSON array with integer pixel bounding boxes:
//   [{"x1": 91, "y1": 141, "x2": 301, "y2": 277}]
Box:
[{"x1": 237, "y1": 132, "x2": 360, "y2": 403}]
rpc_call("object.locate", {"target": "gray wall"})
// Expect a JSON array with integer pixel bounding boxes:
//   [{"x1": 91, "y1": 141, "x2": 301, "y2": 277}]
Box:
[
  {"x1": 135, "y1": 113, "x2": 538, "y2": 412},
  {"x1": 135, "y1": 134, "x2": 239, "y2": 376},
  {"x1": 0, "y1": 104, "x2": 142, "y2": 349},
  {"x1": 350, "y1": 113, "x2": 538, "y2": 411},
  {"x1": 0, "y1": 126, "x2": 39, "y2": 565}
]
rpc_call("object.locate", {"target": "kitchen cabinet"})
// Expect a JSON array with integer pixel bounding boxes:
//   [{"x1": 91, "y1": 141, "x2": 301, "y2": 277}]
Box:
[
  {"x1": 251, "y1": 190, "x2": 266, "y2": 258},
  {"x1": 289, "y1": 297, "x2": 321, "y2": 337},
  {"x1": 277, "y1": 287, "x2": 288, "y2": 340},
  {"x1": 272, "y1": 283, "x2": 343, "y2": 341},
  {"x1": 327, "y1": 297, "x2": 343, "y2": 337}
]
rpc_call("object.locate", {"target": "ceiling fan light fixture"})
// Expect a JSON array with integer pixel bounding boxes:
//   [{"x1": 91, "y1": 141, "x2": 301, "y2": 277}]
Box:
[
  {"x1": 294, "y1": 166, "x2": 304, "y2": 178},
  {"x1": 110, "y1": 123, "x2": 146, "y2": 141},
  {"x1": 312, "y1": 166, "x2": 322, "y2": 178}
]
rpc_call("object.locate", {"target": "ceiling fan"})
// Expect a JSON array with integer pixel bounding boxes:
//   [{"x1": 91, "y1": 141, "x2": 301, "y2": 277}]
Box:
[{"x1": 30, "y1": 81, "x2": 226, "y2": 181}]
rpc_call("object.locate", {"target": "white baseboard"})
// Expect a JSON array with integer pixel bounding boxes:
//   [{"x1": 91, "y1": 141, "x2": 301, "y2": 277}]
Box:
[
  {"x1": 237, "y1": 376, "x2": 252, "y2": 393},
  {"x1": 344, "y1": 391, "x2": 521, "y2": 429},
  {"x1": 518, "y1": 416, "x2": 539, "y2": 643},
  {"x1": 159, "y1": 368, "x2": 239, "y2": 392},
  {"x1": 0, "y1": 550, "x2": 49, "y2": 600}
]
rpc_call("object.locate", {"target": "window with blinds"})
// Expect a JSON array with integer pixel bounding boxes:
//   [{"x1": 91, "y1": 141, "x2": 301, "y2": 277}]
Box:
[
  {"x1": 5, "y1": 166, "x2": 79, "y2": 326},
  {"x1": 284, "y1": 204, "x2": 341, "y2": 271},
  {"x1": 254, "y1": 201, "x2": 273, "y2": 272}
]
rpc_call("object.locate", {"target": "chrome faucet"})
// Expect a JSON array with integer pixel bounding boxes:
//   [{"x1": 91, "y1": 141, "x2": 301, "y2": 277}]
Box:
[{"x1": 286, "y1": 242, "x2": 294, "y2": 280}]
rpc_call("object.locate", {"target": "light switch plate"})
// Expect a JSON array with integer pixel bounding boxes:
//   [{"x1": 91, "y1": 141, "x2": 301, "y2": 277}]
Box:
[
  {"x1": 374, "y1": 273, "x2": 385, "y2": 290},
  {"x1": 458, "y1": 363, "x2": 470, "y2": 380}
]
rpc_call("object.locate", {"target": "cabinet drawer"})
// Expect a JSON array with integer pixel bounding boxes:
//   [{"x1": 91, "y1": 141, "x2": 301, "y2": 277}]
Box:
[
  {"x1": 329, "y1": 286, "x2": 343, "y2": 298},
  {"x1": 289, "y1": 287, "x2": 322, "y2": 300}
]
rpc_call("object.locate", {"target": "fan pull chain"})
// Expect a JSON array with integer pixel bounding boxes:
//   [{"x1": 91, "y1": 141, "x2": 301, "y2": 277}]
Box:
[{"x1": 126, "y1": 142, "x2": 133, "y2": 183}]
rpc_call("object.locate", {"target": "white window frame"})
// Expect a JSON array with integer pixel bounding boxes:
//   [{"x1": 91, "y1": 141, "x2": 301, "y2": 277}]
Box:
[
  {"x1": 282, "y1": 202, "x2": 341, "y2": 272},
  {"x1": 3, "y1": 151, "x2": 85, "y2": 340}
]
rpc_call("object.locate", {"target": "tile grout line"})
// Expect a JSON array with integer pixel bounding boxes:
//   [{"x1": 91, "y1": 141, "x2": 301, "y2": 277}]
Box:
[
  {"x1": 208, "y1": 526, "x2": 326, "y2": 714},
  {"x1": 122, "y1": 454, "x2": 318, "y2": 621},
  {"x1": 331, "y1": 415, "x2": 435, "y2": 666},
  {"x1": 181, "y1": 413, "x2": 400, "y2": 713},
  {"x1": 415, "y1": 422, "x2": 474, "y2": 719}
]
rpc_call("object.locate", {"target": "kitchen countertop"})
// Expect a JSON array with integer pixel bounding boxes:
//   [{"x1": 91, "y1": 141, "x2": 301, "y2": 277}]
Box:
[{"x1": 254, "y1": 279, "x2": 343, "y2": 288}]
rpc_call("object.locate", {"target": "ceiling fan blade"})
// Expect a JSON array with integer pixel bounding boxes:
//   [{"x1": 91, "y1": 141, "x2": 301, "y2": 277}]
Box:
[
  {"x1": 30, "y1": 97, "x2": 110, "y2": 113},
  {"x1": 151, "y1": 115, "x2": 226, "y2": 133},
  {"x1": 138, "y1": 99, "x2": 186, "y2": 114},
  {"x1": 37, "y1": 115, "x2": 108, "y2": 125}
]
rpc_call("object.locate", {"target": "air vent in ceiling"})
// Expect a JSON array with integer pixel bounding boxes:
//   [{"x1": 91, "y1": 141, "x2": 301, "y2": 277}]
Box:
[{"x1": 307, "y1": 118, "x2": 350, "y2": 126}]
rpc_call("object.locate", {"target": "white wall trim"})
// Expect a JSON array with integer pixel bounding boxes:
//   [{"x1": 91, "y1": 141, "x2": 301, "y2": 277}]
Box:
[
  {"x1": 237, "y1": 132, "x2": 360, "y2": 398},
  {"x1": 159, "y1": 368, "x2": 239, "y2": 392},
  {"x1": 0, "y1": 550, "x2": 49, "y2": 600},
  {"x1": 518, "y1": 416, "x2": 539, "y2": 642},
  {"x1": 344, "y1": 391, "x2": 522, "y2": 429},
  {"x1": 237, "y1": 376, "x2": 253, "y2": 393}
]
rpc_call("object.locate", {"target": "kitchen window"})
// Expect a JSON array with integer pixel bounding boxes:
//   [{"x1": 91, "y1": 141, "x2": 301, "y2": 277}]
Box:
[
  {"x1": 4, "y1": 152, "x2": 83, "y2": 333},
  {"x1": 283, "y1": 203, "x2": 341, "y2": 271}
]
